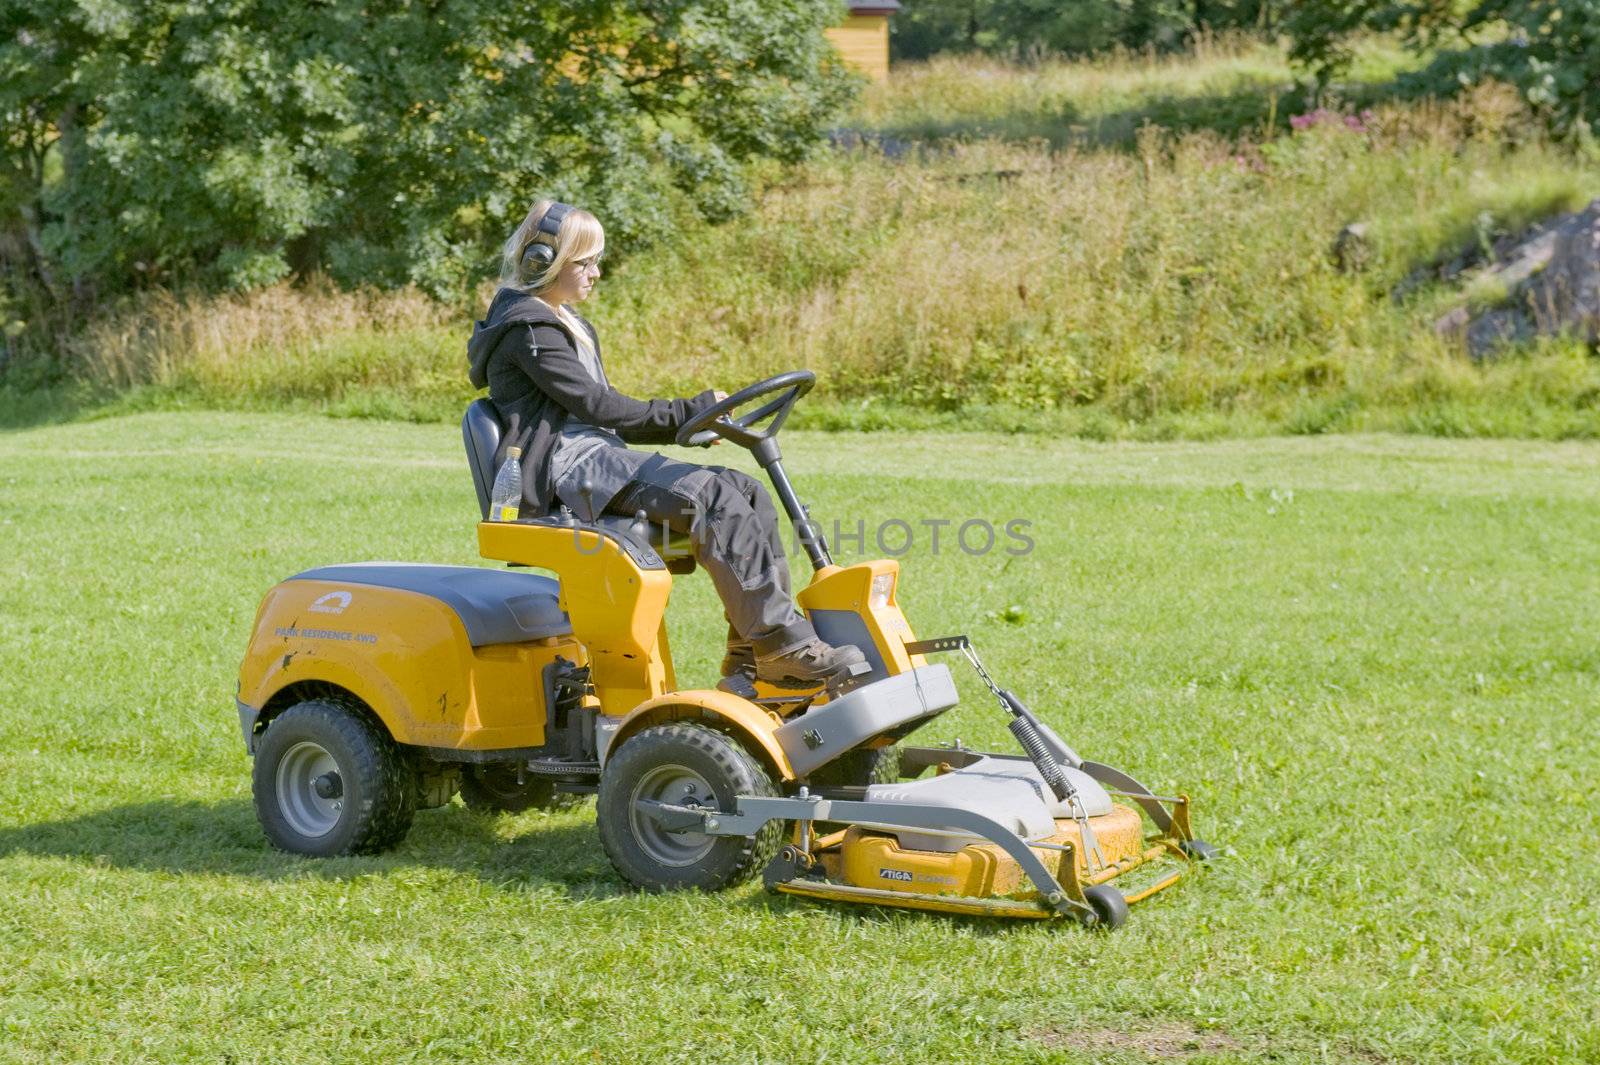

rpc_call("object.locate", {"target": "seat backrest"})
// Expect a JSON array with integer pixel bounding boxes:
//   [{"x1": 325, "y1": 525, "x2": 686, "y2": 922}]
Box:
[
  {"x1": 462, "y1": 398, "x2": 504, "y2": 520},
  {"x1": 462, "y1": 399, "x2": 695, "y2": 573}
]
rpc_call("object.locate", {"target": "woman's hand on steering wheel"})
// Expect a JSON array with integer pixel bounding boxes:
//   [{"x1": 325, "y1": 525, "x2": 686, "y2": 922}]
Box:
[
  {"x1": 705, "y1": 391, "x2": 728, "y2": 444},
  {"x1": 676, "y1": 371, "x2": 815, "y2": 450}
]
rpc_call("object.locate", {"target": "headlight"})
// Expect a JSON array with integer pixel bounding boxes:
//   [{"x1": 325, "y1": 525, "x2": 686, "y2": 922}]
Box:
[{"x1": 869, "y1": 572, "x2": 896, "y2": 608}]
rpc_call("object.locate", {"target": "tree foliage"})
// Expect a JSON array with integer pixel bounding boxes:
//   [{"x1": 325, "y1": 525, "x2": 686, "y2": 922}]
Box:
[
  {"x1": 1285, "y1": 0, "x2": 1600, "y2": 136},
  {"x1": 889, "y1": 0, "x2": 1280, "y2": 61},
  {"x1": 0, "y1": 0, "x2": 856, "y2": 350}
]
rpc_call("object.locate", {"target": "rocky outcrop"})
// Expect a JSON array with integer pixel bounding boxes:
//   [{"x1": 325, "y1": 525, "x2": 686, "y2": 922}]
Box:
[
  {"x1": 1432, "y1": 199, "x2": 1600, "y2": 359},
  {"x1": 1331, "y1": 222, "x2": 1371, "y2": 273}
]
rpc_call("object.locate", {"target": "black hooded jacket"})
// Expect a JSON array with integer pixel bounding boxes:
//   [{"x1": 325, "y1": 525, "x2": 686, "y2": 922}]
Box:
[{"x1": 466, "y1": 288, "x2": 718, "y2": 515}]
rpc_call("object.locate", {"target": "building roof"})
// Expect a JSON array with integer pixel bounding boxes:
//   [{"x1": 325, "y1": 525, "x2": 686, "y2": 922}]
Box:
[{"x1": 847, "y1": 0, "x2": 901, "y2": 13}]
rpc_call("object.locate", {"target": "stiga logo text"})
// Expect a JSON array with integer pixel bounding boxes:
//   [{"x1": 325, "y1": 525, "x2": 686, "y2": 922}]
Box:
[
  {"x1": 878, "y1": 868, "x2": 914, "y2": 883},
  {"x1": 309, "y1": 590, "x2": 352, "y2": 615}
]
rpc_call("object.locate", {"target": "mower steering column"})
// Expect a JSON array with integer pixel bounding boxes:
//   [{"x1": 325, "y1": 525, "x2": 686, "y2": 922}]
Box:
[
  {"x1": 675, "y1": 371, "x2": 834, "y2": 573},
  {"x1": 750, "y1": 437, "x2": 832, "y2": 572}
]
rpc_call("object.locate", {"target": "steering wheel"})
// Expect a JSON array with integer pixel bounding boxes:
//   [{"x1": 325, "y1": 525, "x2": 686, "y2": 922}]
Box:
[{"x1": 675, "y1": 370, "x2": 815, "y2": 449}]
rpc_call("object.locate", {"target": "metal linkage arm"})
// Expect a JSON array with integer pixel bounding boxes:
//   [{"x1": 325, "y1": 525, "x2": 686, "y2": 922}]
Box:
[{"x1": 695, "y1": 794, "x2": 1089, "y2": 918}]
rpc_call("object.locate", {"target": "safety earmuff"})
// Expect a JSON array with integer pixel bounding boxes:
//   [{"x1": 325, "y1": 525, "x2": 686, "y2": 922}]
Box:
[{"x1": 519, "y1": 202, "x2": 574, "y2": 284}]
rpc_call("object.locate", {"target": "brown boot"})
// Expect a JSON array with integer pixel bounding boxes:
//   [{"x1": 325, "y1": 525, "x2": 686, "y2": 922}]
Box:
[
  {"x1": 755, "y1": 635, "x2": 870, "y2": 692},
  {"x1": 717, "y1": 632, "x2": 758, "y2": 698}
]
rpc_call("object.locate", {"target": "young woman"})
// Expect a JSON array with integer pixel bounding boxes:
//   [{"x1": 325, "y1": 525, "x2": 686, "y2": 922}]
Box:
[{"x1": 466, "y1": 200, "x2": 866, "y2": 692}]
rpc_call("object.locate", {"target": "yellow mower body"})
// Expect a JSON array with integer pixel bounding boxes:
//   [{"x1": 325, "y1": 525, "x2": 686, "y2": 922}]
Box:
[
  {"x1": 241, "y1": 524, "x2": 927, "y2": 781},
  {"x1": 238, "y1": 575, "x2": 582, "y2": 752},
  {"x1": 238, "y1": 518, "x2": 1203, "y2": 924}
]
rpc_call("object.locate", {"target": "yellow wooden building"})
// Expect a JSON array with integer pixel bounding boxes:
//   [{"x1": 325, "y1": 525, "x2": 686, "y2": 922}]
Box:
[{"x1": 825, "y1": 1, "x2": 901, "y2": 82}]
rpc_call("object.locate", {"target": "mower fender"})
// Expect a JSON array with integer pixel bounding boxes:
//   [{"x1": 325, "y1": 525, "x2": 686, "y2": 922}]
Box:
[
  {"x1": 239, "y1": 655, "x2": 408, "y2": 749},
  {"x1": 610, "y1": 690, "x2": 796, "y2": 781}
]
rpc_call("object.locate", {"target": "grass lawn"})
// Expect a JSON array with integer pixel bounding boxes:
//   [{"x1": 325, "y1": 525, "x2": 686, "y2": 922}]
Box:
[{"x1": 2, "y1": 413, "x2": 1597, "y2": 1063}]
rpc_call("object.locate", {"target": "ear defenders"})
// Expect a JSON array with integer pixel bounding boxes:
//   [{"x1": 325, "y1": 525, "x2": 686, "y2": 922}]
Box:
[{"x1": 519, "y1": 201, "x2": 575, "y2": 284}]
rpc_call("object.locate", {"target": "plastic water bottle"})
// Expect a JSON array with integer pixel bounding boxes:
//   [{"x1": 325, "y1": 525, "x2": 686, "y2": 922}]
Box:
[{"x1": 489, "y1": 446, "x2": 523, "y2": 522}]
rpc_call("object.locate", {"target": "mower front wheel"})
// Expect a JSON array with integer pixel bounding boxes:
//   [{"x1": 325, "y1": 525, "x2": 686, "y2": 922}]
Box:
[
  {"x1": 597, "y1": 722, "x2": 783, "y2": 892},
  {"x1": 252, "y1": 698, "x2": 415, "y2": 857},
  {"x1": 807, "y1": 744, "x2": 900, "y2": 788}
]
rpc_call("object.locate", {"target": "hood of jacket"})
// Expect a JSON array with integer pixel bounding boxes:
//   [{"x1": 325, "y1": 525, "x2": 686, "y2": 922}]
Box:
[{"x1": 467, "y1": 288, "x2": 576, "y2": 390}]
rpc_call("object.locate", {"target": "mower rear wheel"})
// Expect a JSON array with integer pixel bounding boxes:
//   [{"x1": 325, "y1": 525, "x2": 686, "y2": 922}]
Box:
[
  {"x1": 459, "y1": 764, "x2": 576, "y2": 814},
  {"x1": 252, "y1": 698, "x2": 415, "y2": 857},
  {"x1": 1082, "y1": 884, "x2": 1129, "y2": 930},
  {"x1": 597, "y1": 722, "x2": 782, "y2": 892}
]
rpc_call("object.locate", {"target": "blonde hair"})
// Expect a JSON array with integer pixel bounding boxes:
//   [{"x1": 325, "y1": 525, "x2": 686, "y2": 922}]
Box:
[{"x1": 498, "y1": 199, "x2": 605, "y2": 295}]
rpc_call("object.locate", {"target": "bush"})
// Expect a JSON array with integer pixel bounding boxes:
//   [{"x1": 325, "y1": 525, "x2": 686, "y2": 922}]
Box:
[
  {"x1": 0, "y1": 0, "x2": 858, "y2": 370},
  {"x1": 890, "y1": 0, "x2": 1285, "y2": 61},
  {"x1": 1286, "y1": 0, "x2": 1600, "y2": 138}
]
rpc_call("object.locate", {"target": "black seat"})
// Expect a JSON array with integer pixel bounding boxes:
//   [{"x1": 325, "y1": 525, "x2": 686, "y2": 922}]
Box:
[
  {"x1": 461, "y1": 400, "x2": 694, "y2": 570},
  {"x1": 293, "y1": 563, "x2": 571, "y2": 647},
  {"x1": 462, "y1": 397, "x2": 504, "y2": 521}
]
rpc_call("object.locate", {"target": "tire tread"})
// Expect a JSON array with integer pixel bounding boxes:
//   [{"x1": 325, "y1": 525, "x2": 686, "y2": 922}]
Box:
[
  {"x1": 252, "y1": 696, "x2": 414, "y2": 856},
  {"x1": 597, "y1": 722, "x2": 782, "y2": 892}
]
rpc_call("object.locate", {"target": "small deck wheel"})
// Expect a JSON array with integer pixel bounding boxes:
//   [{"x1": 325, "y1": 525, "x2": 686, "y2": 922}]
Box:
[
  {"x1": 1082, "y1": 884, "x2": 1129, "y2": 930},
  {"x1": 1181, "y1": 839, "x2": 1219, "y2": 862}
]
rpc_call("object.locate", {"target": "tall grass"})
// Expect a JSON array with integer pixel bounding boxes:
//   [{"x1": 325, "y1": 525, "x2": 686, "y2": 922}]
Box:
[
  {"x1": 18, "y1": 42, "x2": 1600, "y2": 438},
  {"x1": 66, "y1": 281, "x2": 461, "y2": 419},
  {"x1": 595, "y1": 78, "x2": 1599, "y2": 436}
]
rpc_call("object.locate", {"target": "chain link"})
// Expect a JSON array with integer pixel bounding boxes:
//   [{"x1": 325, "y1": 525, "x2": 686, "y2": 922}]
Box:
[
  {"x1": 960, "y1": 642, "x2": 1010, "y2": 708},
  {"x1": 958, "y1": 637, "x2": 1106, "y2": 875}
]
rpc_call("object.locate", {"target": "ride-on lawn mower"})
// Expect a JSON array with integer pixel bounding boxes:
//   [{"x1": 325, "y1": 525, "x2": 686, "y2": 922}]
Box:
[{"x1": 237, "y1": 371, "x2": 1214, "y2": 927}]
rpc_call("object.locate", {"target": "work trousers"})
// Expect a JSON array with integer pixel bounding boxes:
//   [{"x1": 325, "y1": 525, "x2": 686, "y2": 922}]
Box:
[{"x1": 603, "y1": 458, "x2": 812, "y2": 652}]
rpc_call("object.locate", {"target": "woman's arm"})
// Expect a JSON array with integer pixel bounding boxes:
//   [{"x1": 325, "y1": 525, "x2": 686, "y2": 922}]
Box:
[{"x1": 511, "y1": 324, "x2": 717, "y2": 443}]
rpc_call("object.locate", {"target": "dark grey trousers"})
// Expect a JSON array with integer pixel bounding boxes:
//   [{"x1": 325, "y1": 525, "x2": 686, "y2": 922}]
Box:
[{"x1": 604, "y1": 458, "x2": 812, "y2": 651}]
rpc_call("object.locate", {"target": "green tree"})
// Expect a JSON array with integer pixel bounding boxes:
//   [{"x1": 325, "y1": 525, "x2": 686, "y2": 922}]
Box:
[
  {"x1": 1285, "y1": 0, "x2": 1600, "y2": 135},
  {"x1": 889, "y1": 0, "x2": 1281, "y2": 61},
  {"x1": 0, "y1": 0, "x2": 856, "y2": 361}
]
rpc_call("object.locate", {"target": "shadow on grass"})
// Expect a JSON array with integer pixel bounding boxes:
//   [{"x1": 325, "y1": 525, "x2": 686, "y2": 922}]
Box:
[
  {"x1": 0, "y1": 797, "x2": 631, "y2": 899},
  {"x1": 0, "y1": 381, "x2": 468, "y2": 431},
  {"x1": 0, "y1": 379, "x2": 214, "y2": 431},
  {"x1": 731, "y1": 878, "x2": 1073, "y2": 940},
  {"x1": 861, "y1": 72, "x2": 1447, "y2": 154},
  {"x1": 866, "y1": 83, "x2": 1309, "y2": 151},
  {"x1": 0, "y1": 383, "x2": 113, "y2": 431},
  {"x1": 1, "y1": 798, "x2": 1051, "y2": 933}
]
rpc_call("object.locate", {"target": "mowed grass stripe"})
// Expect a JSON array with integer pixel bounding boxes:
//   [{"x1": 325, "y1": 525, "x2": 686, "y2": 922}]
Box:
[
  {"x1": 9, "y1": 411, "x2": 1600, "y2": 494},
  {"x1": 1, "y1": 413, "x2": 1597, "y2": 1064}
]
